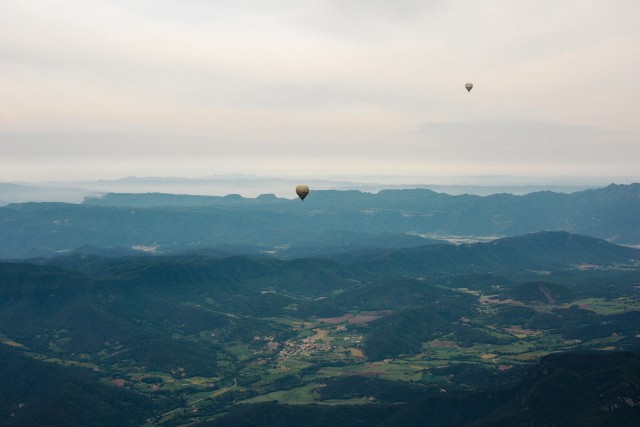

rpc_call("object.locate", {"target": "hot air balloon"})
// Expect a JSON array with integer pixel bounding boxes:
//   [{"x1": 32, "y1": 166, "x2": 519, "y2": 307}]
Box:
[
  {"x1": 295, "y1": 185, "x2": 309, "y2": 201},
  {"x1": 465, "y1": 82, "x2": 473, "y2": 92}
]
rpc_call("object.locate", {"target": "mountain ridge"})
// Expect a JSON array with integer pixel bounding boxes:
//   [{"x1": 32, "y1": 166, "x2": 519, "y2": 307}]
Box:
[{"x1": 1, "y1": 184, "x2": 639, "y2": 258}]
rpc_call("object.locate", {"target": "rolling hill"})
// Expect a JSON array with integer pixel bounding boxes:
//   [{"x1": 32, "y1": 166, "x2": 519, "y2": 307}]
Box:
[{"x1": 1, "y1": 228, "x2": 639, "y2": 425}]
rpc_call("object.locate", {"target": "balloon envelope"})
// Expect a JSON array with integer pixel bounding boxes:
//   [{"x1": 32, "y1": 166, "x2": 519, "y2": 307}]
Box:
[
  {"x1": 295, "y1": 185, "x2": 310, "y2": 201},
  {"x1": 465, "y1": 82, "x2": 473, "y2": 92}
]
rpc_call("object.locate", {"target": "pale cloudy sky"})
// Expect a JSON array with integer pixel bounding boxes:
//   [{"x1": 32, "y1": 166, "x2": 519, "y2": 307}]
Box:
[{"x1": 1, "y1": 0, "x2": 638, "y2": 183}]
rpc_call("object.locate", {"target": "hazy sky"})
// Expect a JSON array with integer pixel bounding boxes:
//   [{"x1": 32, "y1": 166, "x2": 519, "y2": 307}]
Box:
[{"x1": 1, "y1": 0, "x2": 639, "y2": 183}]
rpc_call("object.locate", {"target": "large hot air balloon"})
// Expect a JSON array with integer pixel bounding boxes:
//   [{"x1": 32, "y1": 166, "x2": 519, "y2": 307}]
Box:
[
  {"x1": 295, "y1": 185, "x2": 309, "y2": 201},
  {"x1": 465, "y1": 82, "x2": 473, "y2": 92}
]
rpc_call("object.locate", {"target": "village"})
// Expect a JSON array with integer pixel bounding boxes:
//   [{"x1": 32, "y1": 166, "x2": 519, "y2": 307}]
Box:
[{"x1": 250, "y1": 324, "x2": 365, "y2": 368}]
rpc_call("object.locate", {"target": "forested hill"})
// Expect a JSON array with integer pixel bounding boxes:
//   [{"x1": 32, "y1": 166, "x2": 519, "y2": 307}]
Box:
[
  {"x1": 2, "y1": 230, "x2": 640, "y2": 425},
  {"x1": 0, "y1": 183, "x2": 638, "y2": 258},
  {"x1": 346, "y1": 231, "x2": 640, "y2": 277},
  {"x1": 3, "y1": 231, "x2": 638, "y2": 363}
]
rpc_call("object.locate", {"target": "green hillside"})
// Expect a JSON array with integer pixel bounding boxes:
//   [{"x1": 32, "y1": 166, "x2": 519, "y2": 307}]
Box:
[{"x1": 0, "y1": 231, "x2": 639, "y2": 425}]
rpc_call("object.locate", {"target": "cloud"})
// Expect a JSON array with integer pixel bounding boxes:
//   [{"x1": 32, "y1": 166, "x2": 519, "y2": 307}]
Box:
[
  {"x1": 417, "y1": 120, "x2": 638, "y2": 168},
  {"x1": 0, "y1": 1, "x2": 639, "y2": 182}
]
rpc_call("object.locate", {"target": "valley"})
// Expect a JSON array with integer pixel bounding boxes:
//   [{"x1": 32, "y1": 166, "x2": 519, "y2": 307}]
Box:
[
  {"x1": 1, "y1": 230, "x2": 639, "y2": 425},
  {"x1": 1, "y1": 186, "x2": 640, "y2": 425}
]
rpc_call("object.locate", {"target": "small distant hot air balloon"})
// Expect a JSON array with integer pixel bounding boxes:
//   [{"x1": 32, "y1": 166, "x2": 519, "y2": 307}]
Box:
[
  {"x1": 295, "y1": 185, "x2": 309, "y2": 201},
  {"x1": 465, "y1": 82, "x2": 473, "y2": 92}
]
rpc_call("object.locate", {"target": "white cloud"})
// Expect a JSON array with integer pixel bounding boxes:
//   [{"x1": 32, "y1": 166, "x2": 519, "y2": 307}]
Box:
[{"x1": 0, "y1": 0, "x2": 638, "y2": 182}]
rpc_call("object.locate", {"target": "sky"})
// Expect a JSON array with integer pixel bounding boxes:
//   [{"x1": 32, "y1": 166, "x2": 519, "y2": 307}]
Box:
[{"x1": 1, "y1": 0, "x2": 639, "y2": 184}]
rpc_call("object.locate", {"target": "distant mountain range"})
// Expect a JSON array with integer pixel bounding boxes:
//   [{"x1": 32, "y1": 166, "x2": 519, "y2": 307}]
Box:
[
  {"x1": 0, "y1": 183, "x2": 638, "y2": 258},
  {"x1": 0, "y1": 175, "x2": 617, "y2": 205}
]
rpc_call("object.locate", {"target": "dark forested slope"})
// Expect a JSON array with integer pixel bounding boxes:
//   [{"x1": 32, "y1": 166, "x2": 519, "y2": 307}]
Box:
[{"x1": 0, "y1": 346, "x2": 158, "y2": 427}]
